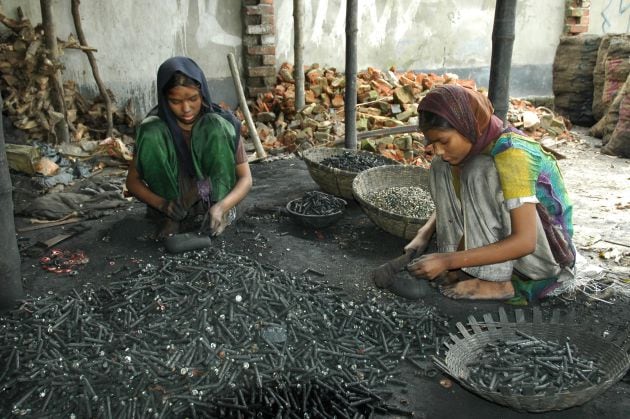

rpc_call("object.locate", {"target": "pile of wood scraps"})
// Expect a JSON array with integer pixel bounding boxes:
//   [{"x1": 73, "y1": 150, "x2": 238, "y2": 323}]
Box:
[{"x1": 0, "y1": 9, "x2": 135, "y2": 150}]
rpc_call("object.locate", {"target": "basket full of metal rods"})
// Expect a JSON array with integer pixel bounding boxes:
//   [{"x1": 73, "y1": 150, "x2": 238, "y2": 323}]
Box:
[
  {"x1": 352, "y1": 164, "x2": 434, "y2": 240},
  {"x1": 301, "y1": 147, "x2": 400, "y2": 200},
  {"x1": 286, "y1": 191, "x2": 347, "y2": 228},
  {"x1": 433, "y1": 308, "x2": 630, "y2": 412}
]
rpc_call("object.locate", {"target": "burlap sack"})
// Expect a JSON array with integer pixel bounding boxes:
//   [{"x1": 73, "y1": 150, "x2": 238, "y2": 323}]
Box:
[
  {"x1": 553, "y1": 34, "x2": 601, "y2": 126},
  {"x1": 602, "y1": 72, "x2": 630, "y2": 157}
]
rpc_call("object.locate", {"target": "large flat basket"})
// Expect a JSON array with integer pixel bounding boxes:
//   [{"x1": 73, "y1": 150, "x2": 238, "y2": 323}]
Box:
[
  {"x1": 352, "y1": 164, "x2": 431, "y2": 239},
  {"x1": 433, "y1": 307, "x2": 630, "y2": 413},
  {"x1": 301, "y1": 147, "x2": 399, "y2": 200}
]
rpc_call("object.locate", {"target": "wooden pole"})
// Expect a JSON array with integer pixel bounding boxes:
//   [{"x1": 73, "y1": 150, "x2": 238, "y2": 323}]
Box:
[
  {"x1": 39, "y1": 0, "x2": 71, "y2": 144},
  {"x1": 344, "y1": 0, "x2": 358, "y2": 149},
  {"x1": 70, "y1": 0, "x2": 114, "y2": 139},
  {"x1": 227, "y1": 53, "x2": 267, "y2": 160},
  {"x1": 0, "y1": 93, "x2": 25, "y2": 310},
  {"x1": 293, "y1": 0, "x2": 305, "y2": 111}
]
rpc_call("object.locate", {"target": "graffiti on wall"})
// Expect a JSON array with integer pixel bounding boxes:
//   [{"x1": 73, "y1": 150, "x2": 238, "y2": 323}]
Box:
[{"x1": 600, "y1": 0, "x2": 630, "y2": 33}]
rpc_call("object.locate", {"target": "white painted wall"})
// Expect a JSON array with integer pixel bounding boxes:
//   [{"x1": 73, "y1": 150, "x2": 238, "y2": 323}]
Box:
[
  {"x1": 0, "y1": 0, "x2": 243, "y2": 115},
  {"x1": 590, "y1": 0, "x2": 630, "y2": 34},
  {"x1": 3, "y1": 0, "x2": 613, "y2": 115},
  {"x1": 275, "y1": 0, "x2": 564, "y2": 71}
]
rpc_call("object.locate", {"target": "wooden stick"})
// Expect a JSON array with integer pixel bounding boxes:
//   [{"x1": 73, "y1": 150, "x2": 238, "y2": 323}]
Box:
[
  {"x1": 18, "y1": 217, "x2": 82, "y2": 233},
  {"x1": 40, "y1": 0, "x2": 71, "y2": 144},
  {"x1": 71, "y1": 0, "x2": 113, "y2": 139},
  {"x1": 227, "y1": 53, "x2": 267, "y2": 160},
  {"x1": 356, "y1": 124, "x2": 418, "y2": 140},
  {"x1": 63, "y1": 44, "x2": 98, "y2": 53}
]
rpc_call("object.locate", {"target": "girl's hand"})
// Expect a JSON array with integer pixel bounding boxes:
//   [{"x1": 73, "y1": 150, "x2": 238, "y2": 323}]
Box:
[
  {"x1": 209, "y1": 202, "x2": 228, "y2": 236},
  {"x1": 407, "y1": 253, "x2": 450, "y2": 280}
]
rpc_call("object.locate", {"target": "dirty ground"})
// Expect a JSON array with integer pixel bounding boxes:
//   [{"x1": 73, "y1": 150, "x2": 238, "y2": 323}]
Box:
[{"x1": 4, "y1": 128, "x2": 630, "y2": 418}]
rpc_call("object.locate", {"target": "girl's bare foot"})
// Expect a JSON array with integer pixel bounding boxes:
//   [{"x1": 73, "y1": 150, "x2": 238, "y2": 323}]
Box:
[
  {"x1": 439, "y1": 278, "x2": 514, "y2": 300},
  {"x1": 432, "y1": 269, "x2": 471, "y2": 288},
  {"x1": 154, "y1": 219, "x2": 180, "y2": 240}
]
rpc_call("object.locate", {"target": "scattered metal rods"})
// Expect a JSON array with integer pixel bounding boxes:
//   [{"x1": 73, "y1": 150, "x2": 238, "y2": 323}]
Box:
[
  {"x1": 1, "y1": 248, "x2": 450, "y2": 417},
  {"x1": 321, "y1": 151, "x2": 392, "y2": 172},
  {"x1": 287, "y1": 191, "x2": 345, "y2": 216},
  {"x1": 366, "y1": 186, "x2": 434, "y2": 219},
  {"x1": 466, "y1": 330, "x2": 606, "y2": 396}
]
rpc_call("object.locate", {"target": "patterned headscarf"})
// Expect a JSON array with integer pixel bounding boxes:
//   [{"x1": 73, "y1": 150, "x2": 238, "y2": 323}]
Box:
[
  {"x1": 149, "y1": 56, "x2": 241, "y2": 177},
  {"x1": 418, "y1": 84, "x2": 504, "y2": 161}
]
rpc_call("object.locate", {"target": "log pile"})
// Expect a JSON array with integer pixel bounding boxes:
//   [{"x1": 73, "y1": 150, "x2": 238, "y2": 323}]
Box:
[{"x1": 0, "y1": 11, "x2": 135, "y2": 146}]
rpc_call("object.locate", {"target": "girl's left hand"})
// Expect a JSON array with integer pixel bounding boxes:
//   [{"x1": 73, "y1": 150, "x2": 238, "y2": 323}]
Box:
[{"x1": 407, "y1": 253, "x2": 450, "y2": 280}]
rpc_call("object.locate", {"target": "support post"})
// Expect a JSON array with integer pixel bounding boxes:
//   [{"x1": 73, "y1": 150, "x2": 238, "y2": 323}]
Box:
[
  {"x1": 488, "y1": 0, "x2": 517, "y2": 124},
  {"x1": 293, "y1": 0, "x2": 305, "y2": 111},
  {"x1": 40, "y1": 0, "x2": 71, "y2": 144},
  {"x1": 0, "y1": 93, "x2": 25, "y2": 310},
  {"x1": 344, "y1": 0, "x2": 358, "y2": 149}
]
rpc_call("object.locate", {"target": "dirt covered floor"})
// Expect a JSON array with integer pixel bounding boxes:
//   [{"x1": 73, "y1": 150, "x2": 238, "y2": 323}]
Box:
[{"x1": 3, "y1": 128, "x2": 630, "y2": 418}]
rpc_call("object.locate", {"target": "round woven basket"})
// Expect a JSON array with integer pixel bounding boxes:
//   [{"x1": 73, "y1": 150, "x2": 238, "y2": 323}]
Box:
[
  {"x1": 285, "y1": 196, "x2": 346, "y2": 229},
  {"x1": 301, "y1": 147, "x2": 400, "y2": 200},
  {"x1": 434, "y1": 321, "x2": 630, "y2": 412},
  {"x1": 352, "y1": 165, "x2": 431, "y2": 240}
]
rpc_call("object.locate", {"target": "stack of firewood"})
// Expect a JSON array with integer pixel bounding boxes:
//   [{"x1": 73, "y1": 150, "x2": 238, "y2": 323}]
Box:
[{"x1": 0, "y1": 11, "x2": 134, "y2": 145}]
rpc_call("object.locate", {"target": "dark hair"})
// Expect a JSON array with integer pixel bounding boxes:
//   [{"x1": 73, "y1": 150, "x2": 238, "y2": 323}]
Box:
[
  {"x1": 418, "y1": 110, "x2": 454, "y2": 133},
  {"x1": 163, "y1": 71, "x2": 201, "y2": 94}
]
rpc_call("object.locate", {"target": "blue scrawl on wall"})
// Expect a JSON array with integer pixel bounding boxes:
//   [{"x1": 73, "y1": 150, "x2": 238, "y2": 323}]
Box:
[{"x1": 601, "y1": 0, "x2": 630, "y2": 33}]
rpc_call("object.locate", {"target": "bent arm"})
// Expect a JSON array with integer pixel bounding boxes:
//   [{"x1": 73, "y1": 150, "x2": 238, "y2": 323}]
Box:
[
  {"x1": 126, "y1": 158, "x2": 166, "y2": 210},
  {"x1": 446, "y1": 203, "x2": 537, "y2": 269},
  {"x1": 404, "y1": 211, "x2": 436, "y2": 253},
  {"x1": 214, "y1": 162, "x2": 252, "y2": 212},
  {"x1": 408, "y1": 203, "x2": 538, "y2": 279}
]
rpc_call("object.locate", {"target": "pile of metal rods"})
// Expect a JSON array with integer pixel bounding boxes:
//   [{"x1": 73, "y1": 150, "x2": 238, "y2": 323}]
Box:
[
  {"x1": 467, "y1": 330, "x2": 605, "y2": 396},
  {"x1": 287, "y1": 191, "x2": 345, "y2": 216},
  {"x1": 1, "y1": 249, "x2": 450, "y2": 418},
  {"x1": 321, "y1": 151, "x2": 391, "y2": 172}
]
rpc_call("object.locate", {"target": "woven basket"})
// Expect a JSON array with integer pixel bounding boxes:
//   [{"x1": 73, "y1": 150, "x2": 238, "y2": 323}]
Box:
[
  {"x1": 352, "y1": 165, "x2": 431, "y2": 240},
  {"x1": 301, "y1": 147, "x2": 399, "y2": 200},
  {"x1": 433, "y1": 307, "x2": 630, "y2": 412},
  {"x1": 285, "y1": 196, "x2": 346, "y2": 229}
]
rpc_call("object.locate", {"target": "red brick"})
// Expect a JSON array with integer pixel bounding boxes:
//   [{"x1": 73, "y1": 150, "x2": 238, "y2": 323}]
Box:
[
  {"x1": 247, "y1": 66, "x2": 276, "y2": 78},
  {"x1": 261, "y1": 14, "x2": 274, "y2": 25},
  {"x1": 247, "y1": 86, "x2": 273, "y2": 98},
  {"x1": 242, "y1": 35, "x2": 261, "y2": 48},
  {"x1": 243, "y1": 4, "x2": 273, "y2": 15},
  {"x1": 260, "y1": 0, "x2": 273, "y2": 4},
  {"x1": 246, "y1": 24, "x2": 274, "y2": 35},
  {"x1": 567, "y1": 23, "x2": 589, "y2": 33},
  {"x1": 247, "y1": 45, "x2": 275, "y2": 55},
  {"x1": 260, "y1": 34, "x2": 275, "y2": 45},
  {"x1": 262, "y1": 55, "x2": 276, "y2": 66}
]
